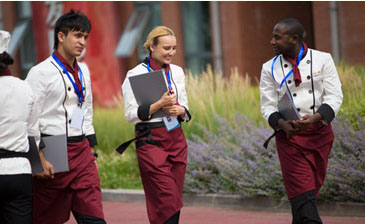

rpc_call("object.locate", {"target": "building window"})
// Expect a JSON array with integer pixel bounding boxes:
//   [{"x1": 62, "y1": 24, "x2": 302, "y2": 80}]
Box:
[
  {"x1": 115, "y1": 2, "x2": 161, "y2": 62},
  {"x1": 181, "y1": 2, "x2": 212, "y2": 75},
  {"x1": 7, "y1": 2, "x2": 36, "y2": 78},
  {"x1": 136, "y1": 2, "x2": 161, "y2": 62}
]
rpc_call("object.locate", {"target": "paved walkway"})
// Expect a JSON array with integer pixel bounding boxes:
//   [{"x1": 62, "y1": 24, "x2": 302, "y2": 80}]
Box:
[{"x1": 66, "y1": 201, "x2": 365, "y2": 224}]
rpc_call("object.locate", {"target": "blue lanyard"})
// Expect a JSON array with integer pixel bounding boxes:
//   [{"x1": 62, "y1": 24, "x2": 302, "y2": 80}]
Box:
[
  {"x1": 52, "y1": 52, "x2": 84, "y2": 104},
  {"x1": 271, "y1": 44, "x2": 304, "y2": 88},
  {"x1": 146, "y1": 56, "x2": 171, "y2": 90}
]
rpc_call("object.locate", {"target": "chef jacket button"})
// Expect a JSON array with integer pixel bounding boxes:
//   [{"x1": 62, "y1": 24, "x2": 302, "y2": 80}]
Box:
[
  {"x1": 307, "y1": 75, "x2": 311, "y2": 80},
  {"x1": 293, "y1": 93, "x2": 297, "y2": 97},
  {"x1": 309, "y1": 89, "x2": 313, "y2": 94},
  {"x1": 288, "y1": 80, "x2": 292, "y2": 84},
  {"x1": 307, "y1": 60, "x2": 311, "y2": 64},
  {"x1": 69, "y1": 119, "x2": 72, "y2": 124},
  {"x1": 310, "y1": 105, "x2": 314, "y2": 110},
  {"x1": 297, "y1": 108, "x2": 300, "y2": 112},
  {"x1": 68, "y1": 87, "x2": 72, "y2": 91},
  {"x1": 284, "y1": 64, "x2": 288, "y2": 68}
]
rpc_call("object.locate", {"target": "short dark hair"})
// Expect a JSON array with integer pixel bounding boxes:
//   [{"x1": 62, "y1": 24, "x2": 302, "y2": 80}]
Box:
[
  {"x1": 278, "y1": 18, "x2": 306, "y2": 42},
  {"x1": 0, "y1": 52, "x2": 14, "y2": 73},
  {"x1": 53, "y1": 9, "x2": 91, "y2": 49}
]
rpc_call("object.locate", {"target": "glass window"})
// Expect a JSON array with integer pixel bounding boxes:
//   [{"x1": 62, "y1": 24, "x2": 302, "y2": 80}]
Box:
[
  {"x1": 181, "y1": 2, "x2": 212, "y2": 75},
  {"x1": 16, "y1": 1, "x2": 36, "y2": 78},
  {"x1": 135, "y1": 2, "x2": 161, "y2": 62},
  {"x1": 115, "y1": 2, "x2": 161, "y2": 61},
  {"x1": 115, "y1": 6, "x2": 150, "y2": 57}
]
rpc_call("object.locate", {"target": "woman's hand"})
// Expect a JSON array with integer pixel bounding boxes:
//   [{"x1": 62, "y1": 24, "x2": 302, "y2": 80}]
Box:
[
  {"x1": 163, "y1": 105, "x2": 185, "y2": 116},
  {"x1": 158, "y1": 91, "x2": 176, "y2": 108}
]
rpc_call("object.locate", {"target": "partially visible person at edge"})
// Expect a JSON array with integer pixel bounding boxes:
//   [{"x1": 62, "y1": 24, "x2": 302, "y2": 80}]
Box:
[
  {"x1": 26, "y1": 10, "x2": 106, "y2": 224},
  {"x1": 122, "y1": 26, "x2": 191, "y2": 224},
  {"x1": 260, "y1": 18, "x2": 343, "y2": 224},
  {"x1": 0, "y1": 30, "x2": 40, "y2": 224}
]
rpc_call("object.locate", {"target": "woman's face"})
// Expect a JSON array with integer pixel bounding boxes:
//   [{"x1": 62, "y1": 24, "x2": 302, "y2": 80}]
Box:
[{"x1": 150, "y1": 35, "x2": 177, "y2": 66}]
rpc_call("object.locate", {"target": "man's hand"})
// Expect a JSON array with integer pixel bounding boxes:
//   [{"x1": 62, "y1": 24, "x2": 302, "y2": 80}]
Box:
[
  {"x1": 292, "y1": 113, "x2": 323, "y2": 131},
  {"x1": 90, "y1": 147, "x2": 98, "y2": 170},
  {"x1": 277, "y1": 119, "x2": 300, "y2": 139},
  {"x1": 35, "y1": 149, "x2": 55, "y2": 179}
]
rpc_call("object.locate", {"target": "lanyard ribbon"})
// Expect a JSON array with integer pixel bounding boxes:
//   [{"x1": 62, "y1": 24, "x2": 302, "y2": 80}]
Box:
[
  {"x1": 271, "y1": 44, "x2": 304, "y2": 88},
  {"x1": 52, "y1": 52, "x2": 84, "y2": 104},
  {"x1": 146, "y1": 56, "x2": 171, "y2": 90}
]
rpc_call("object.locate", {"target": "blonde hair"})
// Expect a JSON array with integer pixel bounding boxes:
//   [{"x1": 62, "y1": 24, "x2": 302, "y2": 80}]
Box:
[{"x1": 143, "y1": 26, "x2": 175, "y2": 53}]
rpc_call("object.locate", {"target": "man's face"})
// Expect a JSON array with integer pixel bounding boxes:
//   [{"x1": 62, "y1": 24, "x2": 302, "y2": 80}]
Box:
[
  {"x1": 58, "y1": 30, "x2": 89, "y2": 58},
  {"x1": 270, "y1": 23, "x2": 294, "y2": 56}
]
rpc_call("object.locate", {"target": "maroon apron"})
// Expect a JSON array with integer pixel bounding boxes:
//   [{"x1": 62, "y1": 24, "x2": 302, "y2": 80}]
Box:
[
  {"x1": 136, "y1": 126, "x2": 187, "y2": 224},
  {"x1": 275, "y1": 122, "x2": 334, "y2": 199},
  {"x1": 33, "y1": 139, "x2": 104, "y2": 224}
]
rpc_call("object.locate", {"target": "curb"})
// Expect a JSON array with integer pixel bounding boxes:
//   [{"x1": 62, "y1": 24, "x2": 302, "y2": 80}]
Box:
[{"x1": 101, "y1": 189, "x2": 365, "y2": 217}]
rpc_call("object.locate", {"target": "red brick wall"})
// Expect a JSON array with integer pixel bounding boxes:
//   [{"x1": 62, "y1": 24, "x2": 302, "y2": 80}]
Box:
[
  {"x1": 220, "y1": 2, "x2": 314, "y2": 82},
  {"x1": 312, "y1": 2, "x2": 332, "y2": 53},
  {"x1": 338, "y1": 2, "x2": 365, "y2": 64}
]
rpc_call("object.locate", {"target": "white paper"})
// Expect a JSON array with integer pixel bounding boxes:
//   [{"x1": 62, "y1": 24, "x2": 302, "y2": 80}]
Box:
[
  {"x1": 162, "y1": 115, "x2": 180, "y2": 131},
  {"x1": 70, "y1": 106, "x2": 85, "y2": 130}
]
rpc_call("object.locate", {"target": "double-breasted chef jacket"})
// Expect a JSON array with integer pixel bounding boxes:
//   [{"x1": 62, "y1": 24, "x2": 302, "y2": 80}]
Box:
[
  {"x1": 260, "y1": 48, "x2": 342, "y2": 127},
  {"x1": 26, "y1": 55, "x2": 96, "y2": 142}
]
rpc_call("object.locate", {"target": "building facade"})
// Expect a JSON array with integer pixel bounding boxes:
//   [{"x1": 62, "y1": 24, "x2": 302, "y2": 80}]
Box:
[{"x1": 1, "y1": 1, "x2": 364, "y2": 106}]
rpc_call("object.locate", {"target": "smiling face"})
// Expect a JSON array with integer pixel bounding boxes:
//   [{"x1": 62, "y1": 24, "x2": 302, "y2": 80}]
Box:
[
  {"x1": 57, "y1": 29, "x2": 89, "y2": 61},
  {"x1": 270, "y1": 23, "x2": 295, "y2": 56},
  {"x1": 150, "y1": 35, "x2": 177, "y2": 66}
]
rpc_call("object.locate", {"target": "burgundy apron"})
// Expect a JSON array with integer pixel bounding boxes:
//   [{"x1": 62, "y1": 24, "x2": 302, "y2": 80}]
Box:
[
  {"x1": 33, "y1": 139, "x2": 104, "y2": 224},
  {"x1": 136, "y1": 125, "x2": 187, "y2": 224},
  {"x1": 275, "y1": 122, "x2": 334, "y2": 199}
]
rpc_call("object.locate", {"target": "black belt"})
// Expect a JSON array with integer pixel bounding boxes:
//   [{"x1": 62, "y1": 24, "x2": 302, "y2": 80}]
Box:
[
  {"x1": 0, "y1": 148, "x2": 29, "y2": 159},
  {"x1": 0, "y1": 137, "x2": 36, "y2": 159},
  {"x1": 116, "y1": 122, "x2": 164, "y2": 154},
  {"x1": 41, "y1": 133, "x2": 86, "y2": 143},
  {"x1": 135, "y1": 122, "x2": 165, "y2": 131},
  {"x1": 67, "y1": 135, "x2": 86, "y2": 143}
]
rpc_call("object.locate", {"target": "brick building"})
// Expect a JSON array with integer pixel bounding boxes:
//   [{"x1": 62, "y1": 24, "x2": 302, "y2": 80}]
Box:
[{"x1": 1, "y1": 1, "x2": 364, "y2": 106}]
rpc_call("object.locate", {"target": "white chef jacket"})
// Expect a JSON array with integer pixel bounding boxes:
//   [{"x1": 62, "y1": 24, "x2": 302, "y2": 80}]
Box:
[
  {"x1": 122, "y1": 62, "x2": 190, "y2": 124},
  {"x1": 0, "y1": 76, "x2": 40, "y2": 175},
  {"x1": 260, "y1": 48, "x2": 343, "y2": 126},
  {"x1": 26, "y1": 55, "x2": 96, "y2": 142}
]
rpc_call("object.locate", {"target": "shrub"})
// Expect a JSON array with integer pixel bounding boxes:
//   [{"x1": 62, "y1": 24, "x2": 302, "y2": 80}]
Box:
[{"x1": 184, "y1": 114, "x2": 365, "y2": 202}]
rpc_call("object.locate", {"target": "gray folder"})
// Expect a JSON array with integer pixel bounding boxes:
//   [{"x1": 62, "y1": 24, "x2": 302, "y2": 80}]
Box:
[
  {"x1": 129, "y1": 69, "x2": 168, "y2": 118},
  {"x1": 42, "y1": 134, "x2": 69, "y2": 173},
  {"x1": 278, "y1": 91, "x2": 301, "y2": 120}
]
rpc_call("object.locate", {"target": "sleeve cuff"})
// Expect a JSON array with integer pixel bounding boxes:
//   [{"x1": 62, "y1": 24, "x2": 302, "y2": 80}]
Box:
[
  {"x1": 268, "y1": 112, "x2": 283, "y2": 130},
  {"x1": 137, "y1": 104, "x2": 151, "y2": 121},
  {"x1": 86, "y1": 134, "x2": 98, "y2": 147},
  {"x1": 316, "y1": 103, "x2": 335, "y2": 124},
  {"x1": 178, "y1": 106, "x2": 191, "y2": 122}
]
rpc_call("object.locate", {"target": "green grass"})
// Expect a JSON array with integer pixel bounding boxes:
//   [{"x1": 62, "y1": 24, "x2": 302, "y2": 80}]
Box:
[{"x1": 94, "y1": 64, "x2": 365, "y2": 189}]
